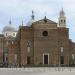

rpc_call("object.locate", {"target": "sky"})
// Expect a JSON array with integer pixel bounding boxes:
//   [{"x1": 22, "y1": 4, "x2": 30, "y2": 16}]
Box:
[{"x1": 0, "y1": 0, "x2": 75, "y2": 42}]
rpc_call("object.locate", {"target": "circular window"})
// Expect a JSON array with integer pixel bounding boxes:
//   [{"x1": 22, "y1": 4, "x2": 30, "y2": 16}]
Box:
[{"x1": 42, "y1": 31, "x2": 48, "y2": 36}]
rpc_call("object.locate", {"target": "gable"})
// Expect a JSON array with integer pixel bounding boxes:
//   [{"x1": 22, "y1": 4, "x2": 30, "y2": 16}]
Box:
[
  {"x1": 32, "y1": 17, "x2": 57, "y2": 29},
  {"x1": 33, "y1": 17, "x2": 57, "y2": 24}
]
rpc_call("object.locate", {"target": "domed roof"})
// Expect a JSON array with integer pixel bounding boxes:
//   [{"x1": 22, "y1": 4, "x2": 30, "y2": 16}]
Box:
[
  {"x1": 27, "y1": 19, "x2": 35, "y2": 27},
  {"x1": 3, "y1": 20, "x2": 17, "y2": 32}
]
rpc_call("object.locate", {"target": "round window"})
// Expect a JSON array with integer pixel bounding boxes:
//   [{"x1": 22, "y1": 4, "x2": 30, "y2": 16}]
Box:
[{"x1": 42, "y1": 31, "x2": 48, "y2": 36}]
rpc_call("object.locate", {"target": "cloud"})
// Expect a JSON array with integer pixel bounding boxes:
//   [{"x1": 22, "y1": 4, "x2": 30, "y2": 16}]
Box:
[{"x1": 0, "y1": 0, "x2": 75, "y2": 41}]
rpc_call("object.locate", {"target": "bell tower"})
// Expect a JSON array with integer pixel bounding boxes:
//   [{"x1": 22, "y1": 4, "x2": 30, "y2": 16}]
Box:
[{"x1": 58, "y1": 8, "x2": 66, "y2": 27}]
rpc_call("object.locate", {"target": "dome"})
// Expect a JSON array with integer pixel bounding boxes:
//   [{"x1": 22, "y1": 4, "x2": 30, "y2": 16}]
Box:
[
  {"x1": 3, "y1": 21, "x2": 17, "y2": 32},
  {"x1": 27, "y1": 19, "x2": 35, "y2": 27},
  {"x1": 27, "y1": 20, "x2": 32, "y2": 27},
  {"x1": 3, "y1": 25, "x2": 16, "y2": 32}
]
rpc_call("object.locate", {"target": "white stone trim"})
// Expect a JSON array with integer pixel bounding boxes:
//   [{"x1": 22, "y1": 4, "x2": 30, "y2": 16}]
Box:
[
  {"x1": 60, "y1": 47, "x2": 63, "y2": 53},
  {"x1": 27, "y1": 46, "x2": 30, "y2": 53},
  {"x1": 43, "y1": 53, "x2": 49, "y2": 64},
  {"x1": 72, "y1": 53, "x2": 74, "y2": 60}
]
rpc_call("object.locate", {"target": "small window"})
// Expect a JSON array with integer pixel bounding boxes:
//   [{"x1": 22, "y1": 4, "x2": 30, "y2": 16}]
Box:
[
  {"x1": 12, "y1": 41, "x2": 14, "y2": 44},
  {"x1": 61, "y1": 20, "x2": 63, "y2": 23},
  {"x1": 27, "y1": 47, "x2": 30, "y2": 53},
  {"x1": 13, "y1": 33, "x2": 15, "y2": 36},
  {"x1": 14, "y1": 54, "x2": 17, "y2": 61},
  {"x1": 64, "y1": 20, "x2": 66, "y2": 23},
  {"x1": 72, "y1": 54, "x2": 74, "y2": 60},
  {"x1": 27, "y1": 41, "x2": 31, "y2": 53},
  {"x1": 6, "y1": 41, "x2": 8, "y2": 46},
  {"x1": 42, "y1": 31, "x2": 48, "y2": 36},
  {"x1": 6, "y1": 33, "x2": 7, "y2": 36},
  {"x1": 14, "y1": 54, "x2": 17, "y2": 65},
  {"x1": 60, "y1": 47, "x2": 63, "y2": 53},
  {"x1": 5, "y1": 53, "x2": 8, "y2": 63},
  {"x1": 27, "y1": 41, "x2": 31, "y2": 46}
]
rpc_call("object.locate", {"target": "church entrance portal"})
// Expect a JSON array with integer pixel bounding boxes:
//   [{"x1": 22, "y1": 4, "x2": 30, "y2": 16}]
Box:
[
  {"x1": 27, "y1": 56, "x2": 31, "y2": 64},
  {"x1": 43, "y1": 53, "x2": 49, "y2": 64}
]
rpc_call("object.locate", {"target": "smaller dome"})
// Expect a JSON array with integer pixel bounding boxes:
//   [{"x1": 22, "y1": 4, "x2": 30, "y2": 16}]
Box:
[
  {"x1": 27, "y1": 20, "x2": 32, "y2": 27},
  {"x1": 3, "y1": 21, "x2": 16, "y2": 32},
  {"x1": 27, "y1": 19, "x2": 35, "y2": 27},
  {"x1": 3, "y1": 25, "x2": 16, "y2": 32}
]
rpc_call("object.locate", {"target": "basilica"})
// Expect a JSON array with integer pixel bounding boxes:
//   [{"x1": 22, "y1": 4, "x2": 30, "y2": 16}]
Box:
[{"x1": 0, "y1": 9, "x2": 75, "y2": 67}]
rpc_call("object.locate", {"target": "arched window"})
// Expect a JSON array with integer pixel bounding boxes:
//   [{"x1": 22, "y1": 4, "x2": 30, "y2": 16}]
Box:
[
  {"x1": 64, "y1": 20, "x2": 66, "y2": 23},
  {"x1": 72, "y1": 54, "x2": 74, "y2": 60},
  {"x1": 13, "y1": 33, "x2": 15, "y2": 36},
  {"x1": 60, "y1": 47, "x2": 63, "y2": 53},
  {"x1": 14, "y1": 54, "x2": 17, "y2": 65},
  {"x1": 27, "y1": 41, "x2": 31, "y2": 53},
  {"x1": 61, "y1": 20, "x2": 63, "y2": 23},
  {"x1": 6, "y1": 33, "x2": 7, "y2": 36},
  {"x1": 27, "y1": 46, "x2": 30, "y2": 53},
  {"x1": 5, "y1": 53, "x2": 8, "y2": 64}
]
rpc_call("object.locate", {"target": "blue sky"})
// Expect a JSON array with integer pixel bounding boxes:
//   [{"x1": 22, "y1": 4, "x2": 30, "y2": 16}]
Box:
[{"x1": 0, "y1": 0, "x2": 75, "y2": 42}]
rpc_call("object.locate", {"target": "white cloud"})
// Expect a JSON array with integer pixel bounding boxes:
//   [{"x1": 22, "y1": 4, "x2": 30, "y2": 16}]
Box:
[{"x1": 0, "y1": 0, "x2": 75, "y2": 41}]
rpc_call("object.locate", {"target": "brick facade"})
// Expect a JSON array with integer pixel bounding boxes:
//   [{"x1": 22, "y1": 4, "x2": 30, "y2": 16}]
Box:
[
  {"x1": 0, "y1": 17, "x2": 75, "y2": 67},
  {"x1": 7, "y1": 18, "x2": 75, "y2": 67}
]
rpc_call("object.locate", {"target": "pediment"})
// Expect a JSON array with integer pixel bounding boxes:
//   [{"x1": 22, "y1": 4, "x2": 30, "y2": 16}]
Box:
[{"x1": 33, "y1": 17, "x2": 57, "y2": 24}]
